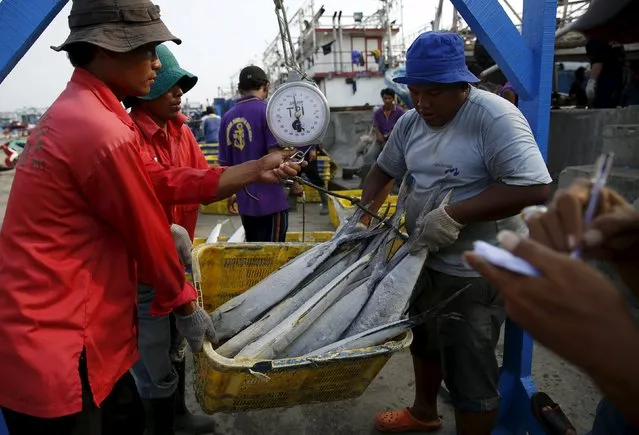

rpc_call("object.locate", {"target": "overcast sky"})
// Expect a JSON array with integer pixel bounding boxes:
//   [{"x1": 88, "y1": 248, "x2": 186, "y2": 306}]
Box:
[{"x1": 0, "y1": 0, "x2": 524, "y2": 111}]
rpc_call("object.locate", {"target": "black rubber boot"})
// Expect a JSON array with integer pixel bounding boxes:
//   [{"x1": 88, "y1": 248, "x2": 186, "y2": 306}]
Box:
[
  {"x1": 141, "y1": 394, "x2": 176, "y2": 435},
  {"x1": 174, "y1": 360, "x2": 216, "y2": 434}
]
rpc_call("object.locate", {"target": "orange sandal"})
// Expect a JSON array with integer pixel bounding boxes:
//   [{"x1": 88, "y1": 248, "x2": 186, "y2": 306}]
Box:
[{"x1": 375, "y1": 408, "x2": 443, "y2": 433}]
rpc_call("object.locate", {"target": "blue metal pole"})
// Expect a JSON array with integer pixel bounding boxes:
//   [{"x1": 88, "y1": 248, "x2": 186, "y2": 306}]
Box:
[
  {"x1": 447, "y1": 0, "x2": 558, "y2": 433},
  {"x1": 0, "y1": 0, "x2": 69, "y2": 85}
]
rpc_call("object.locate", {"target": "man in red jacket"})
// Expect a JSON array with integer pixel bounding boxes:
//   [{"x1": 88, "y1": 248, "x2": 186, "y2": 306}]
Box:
[
  {"x1": 124, "y1": 44, "x2": 232, "y2": 434},
  {"x1": 0, "y1": 2, "x2": 300, "y2": 434}
]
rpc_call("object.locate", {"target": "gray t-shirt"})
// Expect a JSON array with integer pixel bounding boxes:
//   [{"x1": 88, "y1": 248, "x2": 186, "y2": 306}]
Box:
[{"x1": 378, "y1": 86, "x2": 552, "y2": 277}]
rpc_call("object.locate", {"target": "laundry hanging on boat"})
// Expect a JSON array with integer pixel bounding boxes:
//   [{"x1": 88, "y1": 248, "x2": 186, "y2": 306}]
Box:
[{"x1": 321, "y1": 40, "x2": 335, "y2": 55}]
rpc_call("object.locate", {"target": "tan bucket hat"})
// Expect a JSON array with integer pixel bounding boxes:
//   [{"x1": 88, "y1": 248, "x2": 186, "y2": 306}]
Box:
[{"x1": 51, "y1": 0, "x2": 181, "y2": 53}]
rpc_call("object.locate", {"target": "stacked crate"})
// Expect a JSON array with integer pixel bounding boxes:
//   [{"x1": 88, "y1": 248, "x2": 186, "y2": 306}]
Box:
[
  {"x1": 199, "y1": 142, "x2": 219, "y2": 168},
  {"x1": 198, "y1": 143, "x2": 228, "y2": 214},
  {"x1": 299, "y1": 155, "x2": 333, "y2": 203}
]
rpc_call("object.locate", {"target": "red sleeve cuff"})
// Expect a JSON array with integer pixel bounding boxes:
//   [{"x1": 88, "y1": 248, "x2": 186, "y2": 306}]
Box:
[
  {"x1": 199, "y1": 167, "x2": 227, "y2": 205},
  {"x1": 150, "y1": 281, "x2": 198, "y2": 316}
]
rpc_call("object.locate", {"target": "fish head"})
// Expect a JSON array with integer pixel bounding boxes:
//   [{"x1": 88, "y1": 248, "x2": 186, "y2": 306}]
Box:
[
  {"x1": 389, "y1": 175, "x2": 416, "y2": 225},
  {"x1": 405, "y1": 185, "x2": 449, "y2": 235}
]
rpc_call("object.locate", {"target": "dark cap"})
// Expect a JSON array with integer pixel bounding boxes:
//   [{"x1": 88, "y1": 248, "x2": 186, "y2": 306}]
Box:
[
  {"x1": 238, "y1": 65, "x2": 269, "y2": 90},
  {"x1": 569, "y1": 0, "x2": 639, "y2": 44},
  {"x1": 51, "y1": 0, "x2": 181, "y2": 53}
]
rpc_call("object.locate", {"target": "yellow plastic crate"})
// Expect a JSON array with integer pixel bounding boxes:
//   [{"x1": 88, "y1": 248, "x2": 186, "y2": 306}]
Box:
[
  {"x1": 298, "y1": 182, "x2": 327, "y2": 204},
  {"x1": 191, "y1": 243, "x2": 412, "y2": 414},
  {"x1": 327, "y1": 190, "x2": 398, "y2": 229},
  {"x1": 194, "y1": 231, "x2": 334, "y2": 245},
  {"x1": 200, "y1": 200, "x2": 232, "y2": 215}
]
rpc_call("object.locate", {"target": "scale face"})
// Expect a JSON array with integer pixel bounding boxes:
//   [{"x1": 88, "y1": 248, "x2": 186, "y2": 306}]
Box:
[{"x1": 266, "y1": 80, "x2": 331, "y2": 148}]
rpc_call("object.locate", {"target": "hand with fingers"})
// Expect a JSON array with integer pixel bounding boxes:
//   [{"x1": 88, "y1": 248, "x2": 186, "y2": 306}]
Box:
[
  {"x1": 463, "y1": 230, "x2": 639, "y2": 423},
  {"x1": 409, "y1": 190, "x2": 463, "y2": 254},
  {"x1": 170, "y1": 224, "x2": 193, "y2": 268},
  {"x1": 227, "y1": 194, "x2": 239, "y2": 215},
  {"x1": 256, "y1": 149, "x2": 307, "y2": 184},
  {"x1": 174, "y1": 305, "x2": 218, "y2": 352},
  {"x1": 525, "y1": 178, "x2": 639, "y2": 291}
]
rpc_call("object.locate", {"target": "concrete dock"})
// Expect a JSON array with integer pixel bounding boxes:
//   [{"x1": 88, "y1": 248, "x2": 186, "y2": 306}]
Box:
[{"x1": 0, "y1": 169, "x2": 601, "y2": 434}]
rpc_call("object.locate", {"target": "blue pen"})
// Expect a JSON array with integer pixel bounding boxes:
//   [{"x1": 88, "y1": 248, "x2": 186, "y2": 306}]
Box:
[{"x1": 570, "y1": 152, "x2": 615, "y2": 259}]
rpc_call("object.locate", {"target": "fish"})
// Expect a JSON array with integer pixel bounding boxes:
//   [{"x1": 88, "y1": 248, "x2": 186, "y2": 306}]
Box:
[
  {"x1": 280, "y1": 246, "x2": 389, "y2": 358},
  {"x1": 205, "y1": 219, "x2": 229, "y2": 244},
  {"x1": 235, "y1": 252, "x2": 374, "y2": 360},
  {"x1": 343, "y1": 188, "x2": 453, "y2": 338},
  {"x1": 215, "y1": 241, "x2": 374, "y2": 357},
  {"x1": 228, "y1": 226, "x2": 245, "y2": 243},
  {"x1": 210, "y1": 210, "x2": 382, "y2": 342},
  {"x1": 332, "y1": 196, "x2": 349, "y2": 233},
  {"x1": 305, "y1": 286, "x2": 469, "y2": 357},
  {"x1": 280, "y1": 178, "x2": 417, "y2": 358}
]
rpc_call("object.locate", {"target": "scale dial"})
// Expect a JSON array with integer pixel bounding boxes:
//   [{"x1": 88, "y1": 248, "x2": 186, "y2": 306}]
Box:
[{"x1": 266, "y1": 80, "x2": 331, "y2": 148}]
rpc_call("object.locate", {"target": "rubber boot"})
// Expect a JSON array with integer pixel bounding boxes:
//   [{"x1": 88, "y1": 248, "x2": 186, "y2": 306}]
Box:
[
  {"x1": 141, "y1": 394, "x2": 176, "y2": 435},
  {"x1": 174, "y1": 360, "x2": 216, "y2": 434}
]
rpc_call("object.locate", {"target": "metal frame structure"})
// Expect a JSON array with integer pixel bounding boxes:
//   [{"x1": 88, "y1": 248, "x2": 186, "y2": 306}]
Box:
[
  {"x1": 450, "y1": 0, "x2": 557, "y2": 433},
  {"x1": 0, "y1": 0, "x2": 68, "y2": 85},
  {"x1": 260, "y1": 0, "x2": 405, "y2": 89}
]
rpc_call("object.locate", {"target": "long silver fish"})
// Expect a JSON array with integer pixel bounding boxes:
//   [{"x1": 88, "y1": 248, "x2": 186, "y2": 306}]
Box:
[
  {"x1": 215, "y1": 241, "x2": 372, "y2": 357},
  {"x1": 279, "y1": 248, "x2": 388, "y2": 358},
  {"x1": 280, "y1": 178, "x2": 417, "y2": 358},
  {"x1": 235, "y1": 252, "x2": 374, "y2": 360},
  {"x1": 210, "y1": 209, "x2": 377, "y2": 341},
  {"x1": 343, "y1": 189, "x2": 453, "y2": 337},
  {"x1": 306, "y1": 286, "x2": 468, "y2": 356}
]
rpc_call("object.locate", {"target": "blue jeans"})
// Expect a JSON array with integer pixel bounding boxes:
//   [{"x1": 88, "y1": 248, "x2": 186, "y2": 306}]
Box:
[
  {"x1": 588, "y1": 398, "x2": 638, "y2": 435},
  {"x1": 130, "y1": 284, "x2": 186, "y2": 399}
]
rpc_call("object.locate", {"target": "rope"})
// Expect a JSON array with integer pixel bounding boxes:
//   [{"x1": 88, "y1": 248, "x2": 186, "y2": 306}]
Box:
[{"x1": 290, "y1": 176, "x2": 408, "y2": 241}]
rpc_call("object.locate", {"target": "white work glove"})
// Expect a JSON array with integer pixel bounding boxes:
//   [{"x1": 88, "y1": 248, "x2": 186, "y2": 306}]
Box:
[
  {"x1": 409, "y1": 200, "x2": 464, "y2": 254},
  {"x1": 171, "y1": 224, "x2": 193, "y2": 268},
  {"x1": 174, "y1": 306, "x2": 217, "y2": 352},
  {"x1": 585, "y1": 78, "x2": 597, "y2": 102}
]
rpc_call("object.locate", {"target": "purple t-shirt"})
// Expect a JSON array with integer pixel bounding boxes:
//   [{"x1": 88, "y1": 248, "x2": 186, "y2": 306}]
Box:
[
  {"x1": 373, "y1": 105, "x2": 405, "y2": 137},
  {"x1": 219, "y1": 96, "x2": 288, "y2": 217}
]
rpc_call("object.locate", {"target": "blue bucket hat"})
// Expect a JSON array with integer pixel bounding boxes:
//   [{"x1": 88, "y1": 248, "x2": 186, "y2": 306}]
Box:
[{"x1": 394, "y1": 32, "x2": 479, "y2": 85}]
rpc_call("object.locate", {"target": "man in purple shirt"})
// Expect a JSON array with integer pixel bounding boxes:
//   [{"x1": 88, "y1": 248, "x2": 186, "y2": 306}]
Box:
[
  {"x1": 219, "y1": 66, "x2": 289, "y2": 242},
  {"x1": 372, "y1": 88, "x2": 406, "y2": 147},
  {"x1": 361, "y1": 88, "x2": 406, "y2": 187}
]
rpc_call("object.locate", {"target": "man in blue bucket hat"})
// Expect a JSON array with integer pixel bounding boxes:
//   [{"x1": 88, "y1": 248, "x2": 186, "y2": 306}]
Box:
[{"x1": 358, "y1": 32, "x2": 552, "y2": 434}]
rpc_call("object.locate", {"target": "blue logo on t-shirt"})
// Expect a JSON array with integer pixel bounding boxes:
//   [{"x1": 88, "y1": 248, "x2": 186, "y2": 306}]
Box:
[{"x1": 444, "y1": 167, "x2": 460, "y2": 176}]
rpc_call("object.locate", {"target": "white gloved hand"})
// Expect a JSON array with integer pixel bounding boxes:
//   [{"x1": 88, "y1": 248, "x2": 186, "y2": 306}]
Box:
[
  {"x1": 174, "y1": 306, "x2": 217, "y2": 352},
  {"x1": 171, "y1": 224, "x2": 193, "y2": 268},
  {"x1": 585, "y1": 78, "x2": 597, "y2": 102},
  {"x1": 409, "y1": 204, "x2": 464, "y2": 254}
]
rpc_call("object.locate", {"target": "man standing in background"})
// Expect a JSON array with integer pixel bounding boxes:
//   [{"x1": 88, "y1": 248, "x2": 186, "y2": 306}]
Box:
[
  {"x1": 201, "y1": 106, "x2": 221, "y2": 144},
  {"x1": 371, "y1": 88, "x2": 405, "y2": 157},
  {"x1": 585, "y1": 37, "x2": 626, "y2": 108},
  {"x1": 219, "y1": 66, "x2": 291, "y2": 242},
  {"x1": 360, "y1": 88, "x2": 405, "y2": 187}
]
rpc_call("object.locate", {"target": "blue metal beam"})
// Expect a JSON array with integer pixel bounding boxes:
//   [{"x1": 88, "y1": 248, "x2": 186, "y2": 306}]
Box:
[
  {"x1": 450, "y1": 0, "x2": 558, "y2": 433},
  {"x1": 450, "y1": 0, "x2": 535, "y2": 100},
  {"x1": 518, "y1": 0, "x2": 558, "y2": 160},
  {"x1": 0, "y1": 0, "x2": 69, "y2": 85}
]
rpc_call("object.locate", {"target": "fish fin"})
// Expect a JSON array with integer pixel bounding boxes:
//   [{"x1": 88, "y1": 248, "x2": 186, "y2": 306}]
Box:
[{"x1": 440, "y1": 189, "x2": 454, "y2": 206}]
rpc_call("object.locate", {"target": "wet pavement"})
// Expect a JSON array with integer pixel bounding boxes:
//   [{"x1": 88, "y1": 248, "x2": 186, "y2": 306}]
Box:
[{"x1": 0, "y1": 168, "x2": 601, "y2": 434}]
